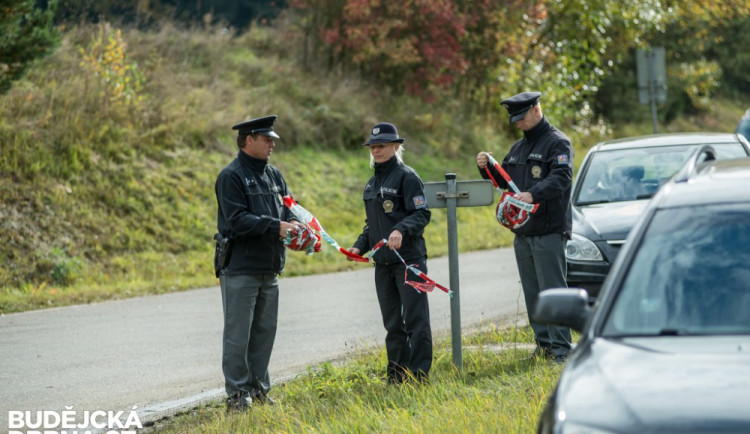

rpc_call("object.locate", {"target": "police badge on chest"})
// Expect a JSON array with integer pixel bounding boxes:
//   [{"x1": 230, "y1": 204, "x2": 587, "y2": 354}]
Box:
[
  {"x1": 531, "y1": 165, "x2": 542, "y2": 179},
  {"x1": 383, "y1": 200, "x2": 394, "y2": 213}
]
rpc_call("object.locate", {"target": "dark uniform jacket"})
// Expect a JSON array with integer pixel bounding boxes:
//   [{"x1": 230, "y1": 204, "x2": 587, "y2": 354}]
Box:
[
  {"x1": 480, "y1": 117, "x2": 573, "y2": 237},
  {"x1": 353, "y1": 156, "x2": 431, "y2": 264},
  {"x1": 215, "y1": 151, "x2": 293, "y2": 275}
]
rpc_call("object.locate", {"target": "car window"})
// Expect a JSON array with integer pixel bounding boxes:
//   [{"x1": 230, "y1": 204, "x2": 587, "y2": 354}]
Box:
[
  {"x1": 576, "y1": 143, "x2": 748, "y2": 205},
  {"x1": 737, "y1": 117, "x2": 750, "y2": 140},
  {"x1": 602, "y1": 204, "x2": 750, "y2": 336},
  {"x1": 716, "y1": 141, "x2": 750, "y2": 158}
]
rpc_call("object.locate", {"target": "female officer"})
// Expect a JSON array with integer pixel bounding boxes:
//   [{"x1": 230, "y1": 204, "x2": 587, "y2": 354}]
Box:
[{"x1": 347, "y1": 122, "x2": 433, "y2": 384}]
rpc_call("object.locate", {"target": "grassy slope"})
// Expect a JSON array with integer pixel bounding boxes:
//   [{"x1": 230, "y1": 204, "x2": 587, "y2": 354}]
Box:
[
  {"x1": 0, "y1": 23, "x2": 517, "y2": 314},
  {"x1": 1, "y1": 22, "x2": 746, "y2": 314}
]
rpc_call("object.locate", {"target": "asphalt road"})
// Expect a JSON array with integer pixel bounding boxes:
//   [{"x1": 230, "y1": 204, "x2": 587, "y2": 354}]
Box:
[{"x1": 0, "y1": 247, "x2": 526, "y2": 431}]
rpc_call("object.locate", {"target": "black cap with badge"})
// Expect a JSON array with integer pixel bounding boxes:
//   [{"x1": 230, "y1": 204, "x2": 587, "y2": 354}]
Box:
[
  {"x1": 363, "y1": 122, "x2": 405, "y2": 146},
  {"x1": 232, "y1": 115, "x2": 280, "y2": 139},
  {"x1": 501, "y1": 91, "x2": 541, "y2": 124}
]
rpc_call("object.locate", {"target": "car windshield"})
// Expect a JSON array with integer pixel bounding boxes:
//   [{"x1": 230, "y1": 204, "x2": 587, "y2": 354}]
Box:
[
  {"x1": 602, "y1": 204, "x2": 750, "y2": 336},
  {"x1": 576, "y1": 143, "x2": 747, "y2": 205},
  {"x1": 737, "y1": 116, "x2": 750, "y2": 140}
]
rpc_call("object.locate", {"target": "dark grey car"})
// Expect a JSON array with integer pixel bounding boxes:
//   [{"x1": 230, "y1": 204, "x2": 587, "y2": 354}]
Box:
[
  {"x1": 566, "y1": 132, "x2": 750, "y2": 298},
  {"x1": 536, "y1": 151, "x2": 750, "y2": 434}
]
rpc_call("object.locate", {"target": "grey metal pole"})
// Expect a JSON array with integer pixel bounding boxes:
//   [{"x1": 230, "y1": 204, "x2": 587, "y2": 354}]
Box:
[
  {"x1": 648, "y1": 50, "x2": 659, "y2": 134},
  {"x1": 445, "y1": 173, "x2": 462, "y2": 370}
]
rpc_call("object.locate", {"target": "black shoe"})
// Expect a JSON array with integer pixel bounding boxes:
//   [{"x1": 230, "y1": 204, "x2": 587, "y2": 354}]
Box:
[
  {"x1": 410, "y1": 371, "x2": 429, "y2": 385},
  {"x1": 552, "y1": 353, "x2": 568, "y2": 365},
  {"x1": 386, "y1": 375, "x2": 404, "y2": 386},
  {"x1": 530, "y1": 347, "x2": 542, "y2": 359},
  {"x1": 254, "y1": 394, "x2": 277, "y2": 406},
  {"x1": 529, "y1": 346, "x2": 552, "y2": 360},
  {"x1": 386, "y1": 367, "x2": 408, "y2": 386},
  {"x1": 225, "y1": 394, "x2": 252, "y2": 413}
]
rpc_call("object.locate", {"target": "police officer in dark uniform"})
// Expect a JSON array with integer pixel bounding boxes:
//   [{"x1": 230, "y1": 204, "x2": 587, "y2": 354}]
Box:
[
  {"x1": 214, "y1": 114, "x2": 302, "y2": 412},
  {"x1": 347, "y1": 122, "x2": 433, "y2": 383},
  {"x1": 476, "y1": 92, "x2": 573, "y2": 363}
]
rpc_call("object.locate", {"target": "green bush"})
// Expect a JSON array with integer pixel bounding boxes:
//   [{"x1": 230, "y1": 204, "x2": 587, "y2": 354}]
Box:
[{"x1": 49, "y1": 248, "x2": 84, "y2": 286}]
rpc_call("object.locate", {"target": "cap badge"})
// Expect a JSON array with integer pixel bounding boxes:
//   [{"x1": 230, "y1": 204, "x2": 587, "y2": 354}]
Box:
[{"x1": 372, "y1": 127, "x2": 380, "y2": 135}]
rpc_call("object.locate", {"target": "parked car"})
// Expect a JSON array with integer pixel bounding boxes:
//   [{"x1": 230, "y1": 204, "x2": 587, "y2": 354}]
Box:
[
  {"x1": 736, "y1": 109, "x2": 750, "y2": 140},
  {"x1": 535, "y1": 150, "x2": 750, "y2": 434},
  {"x1": 566, "y1": 132, "x2": 750, "y2": 298}
]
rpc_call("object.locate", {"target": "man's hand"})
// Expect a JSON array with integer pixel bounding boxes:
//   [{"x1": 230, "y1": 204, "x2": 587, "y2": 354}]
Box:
[
  {"x1": 279, "y1": 221, "x2": 301, "y2": 237},
  {"x1": 345, "y1": 247, "x2": 360, "y2": 261},
  {"x1": 388, "y1": 230, "x2": 403, "y2": 250},
  {"x1": 476, "y1": 152, "x2": 490, "y2": 169},
  {"x1": 516, "y1": 192, "x2": 534, "y2": 203}
]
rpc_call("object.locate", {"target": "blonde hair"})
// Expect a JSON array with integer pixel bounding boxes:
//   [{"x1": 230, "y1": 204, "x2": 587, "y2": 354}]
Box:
[{"x1": 369, "y1": 143, "x2": 404, "y2": 168}]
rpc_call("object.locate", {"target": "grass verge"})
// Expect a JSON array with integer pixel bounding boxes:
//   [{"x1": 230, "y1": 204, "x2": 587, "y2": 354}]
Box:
[{"x1": 146, "y1": 325, "x2": 561, "y2": 433}]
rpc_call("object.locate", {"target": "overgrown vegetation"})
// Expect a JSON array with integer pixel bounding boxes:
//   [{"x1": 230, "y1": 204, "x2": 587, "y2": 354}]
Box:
[
  {"x1": 0, "y1": 22, "x2": 523, "y2": 314},
  {"x1": 147, "y1": 325, "x2": 561, "y2": 433},
  {"x1": 1, "y1": 2, "x2": 748, "y2": 314}
]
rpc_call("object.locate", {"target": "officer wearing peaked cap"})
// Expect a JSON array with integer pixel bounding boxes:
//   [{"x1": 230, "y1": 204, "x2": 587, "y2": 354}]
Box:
[
  {"x1": 347, "y1": 122, "x2": 433, "y2": 384},
  {"x1": 501, "y1": 91, "x2": 542, "y2": 124},
  {"x1": 476, "y1": 91, "x2": 574, "y2": 364},
  {"x1": 215, "y1": 114, "x2": 302, "y2": 412},
  {"x1": 232, "y1": 115, "x2": 281, "y2": 138}
]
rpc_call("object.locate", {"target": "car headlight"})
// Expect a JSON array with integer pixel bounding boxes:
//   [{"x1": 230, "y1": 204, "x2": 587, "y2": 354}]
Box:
[
  {"x1": 560, "y1": 422, "x2": 620, "y2": 434},
  {"x1": 551, "y1": 411, "x2": 620, "y2": 434},
  {"x1": 566, "y1": 233, "x2": 603, "y2": 261}
]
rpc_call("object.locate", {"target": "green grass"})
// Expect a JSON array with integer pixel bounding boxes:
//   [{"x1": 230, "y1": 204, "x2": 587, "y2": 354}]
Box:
[{"x1": 146, "y1": 325, "x2": 562, "y2": 433}]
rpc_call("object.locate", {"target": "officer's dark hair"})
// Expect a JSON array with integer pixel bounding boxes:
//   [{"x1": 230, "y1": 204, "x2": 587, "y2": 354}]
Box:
[{"x1": 236, "y1": 133, "x2": 259, "y2": 149}]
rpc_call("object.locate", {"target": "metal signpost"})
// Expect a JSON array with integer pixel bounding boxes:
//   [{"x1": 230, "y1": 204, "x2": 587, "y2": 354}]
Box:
[
  {"x1": 636, "y1": 47, "x2": 667, "y2": 134},
  {"x1": 423, "y1": 174, "x2": 494, "y2": 370}
]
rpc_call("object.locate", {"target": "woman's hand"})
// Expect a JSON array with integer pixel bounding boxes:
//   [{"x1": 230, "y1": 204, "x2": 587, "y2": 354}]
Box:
[
  {"x1": 345, "y1": 247, "x2": 360, "y2": 261},
  {"x1": 388, "y1": 230, "x2": 403, "y2": 250}
]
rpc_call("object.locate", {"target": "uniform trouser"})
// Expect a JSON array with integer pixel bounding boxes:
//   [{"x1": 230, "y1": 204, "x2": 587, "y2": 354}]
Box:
[
  {"x1": 220, "y1": 273, "x2": 279, "y2": 398},
  {"x1": 374, "y1": 260, "x2": 432, "y2": 380},
  {"x1": 513, "y1": 233, "x2": 572, "y2": 356}
]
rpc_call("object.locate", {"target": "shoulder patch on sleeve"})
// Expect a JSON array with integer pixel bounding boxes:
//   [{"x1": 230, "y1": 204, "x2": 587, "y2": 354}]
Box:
[
  {"x1": 413, "y1": 195, "x2": 427, "y2": 209},
  {"x1": 556, "y1": 154, "x2": 570, "y2": 165}
]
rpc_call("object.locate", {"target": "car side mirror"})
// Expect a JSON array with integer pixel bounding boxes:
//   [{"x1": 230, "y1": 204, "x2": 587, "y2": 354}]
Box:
[{"x1": 533, "y1": 288, "x2": 592, "y2": 333}]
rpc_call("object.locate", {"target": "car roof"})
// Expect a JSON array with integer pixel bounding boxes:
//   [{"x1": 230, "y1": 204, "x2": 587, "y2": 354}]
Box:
[
  {"x1": 591, "y1": 132, "x2": 744, "y2": 152},
  {"x1": 652, "y1": 157, "x2": 750, "y2": 208}
]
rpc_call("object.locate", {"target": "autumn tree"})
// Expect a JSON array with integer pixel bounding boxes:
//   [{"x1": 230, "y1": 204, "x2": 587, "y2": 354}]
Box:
[
  {"x1": 290, "y1": 0, "x2": 469, "y2": 99},
  {"x1": 288, "y1": 0, "x2": 667, "y2": 115},
  {"x1": 287, "y1": 0, "x2": 747, "y2": 125}
]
